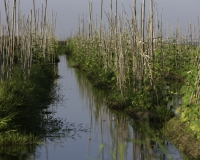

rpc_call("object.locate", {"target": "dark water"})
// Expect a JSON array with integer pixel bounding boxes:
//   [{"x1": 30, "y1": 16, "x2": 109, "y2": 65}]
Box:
[{"x1": 1, "y1": 55, "x2": 187, "y2": 160}]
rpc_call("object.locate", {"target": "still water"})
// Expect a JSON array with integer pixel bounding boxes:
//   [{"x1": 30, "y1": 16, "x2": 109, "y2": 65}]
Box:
[{"x1": 2, "y1": 55, "x2": 186, "y2": 160}]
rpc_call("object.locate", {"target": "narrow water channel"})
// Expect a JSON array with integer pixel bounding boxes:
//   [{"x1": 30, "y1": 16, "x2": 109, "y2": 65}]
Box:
[{"x1": 35, "y1": 55, "x2": 186, "y2": 160}]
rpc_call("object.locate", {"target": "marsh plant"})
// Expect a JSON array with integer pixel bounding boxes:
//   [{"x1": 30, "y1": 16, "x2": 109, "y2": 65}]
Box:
[
  {"x1": 0, "y1": 0, "x2": 62, "y2": 145},
  {"x1": 0, "y1": 0, "x2": 58, "y2": 79},
  {"x1": 65, "y1": 0, "x2": 200, "y2": 152}
]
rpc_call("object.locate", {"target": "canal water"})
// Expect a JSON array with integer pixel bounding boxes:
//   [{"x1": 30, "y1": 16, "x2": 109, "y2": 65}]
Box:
[{"x1": 34, "y1": 55, "x2": 186, "y2": 160}]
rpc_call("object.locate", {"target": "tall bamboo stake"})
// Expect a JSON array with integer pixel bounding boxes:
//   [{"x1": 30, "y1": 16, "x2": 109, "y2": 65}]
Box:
[
  {"x1": 100, "y1": 0, "x2": 103, "y2": 41},
  {"x1": 110, "y1": 0, "x2": 113, "y2": 37},
  {"x1": 115, "y1": 0, "x2": 117, "y2": 35},
  {"x1": 4, "y1": 0, "x2": 11, "y2": 36},
  {"x1": 141, "y1": 0, "x2": 145, "y2": 81}
]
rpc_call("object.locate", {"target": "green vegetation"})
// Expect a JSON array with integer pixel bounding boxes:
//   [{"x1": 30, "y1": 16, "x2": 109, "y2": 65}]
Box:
[
  {"x1": 0, "y1": 0, "x2": 60, "y2": 145},
  {"x1": 65, "y1": 0, "x2": 200, "y2": 158},
  {"x1": 0, "y1": 0, "x2": 89, "y2": 153},
  {"x1": 0, "y1": 144, "x2": 36, "y2": 160},
  {"x1": 57, "y1": 41, "x2": 68, "y2": 55},
  {"x1": 0, "y1": 64, "x2": 59, "y2": 144},
  {"x1": 71, "y1": 66, "x2": 187, "y2": 160},
  {"x1": 65, "y1": 38, "x2": 183, "y2": 121}
]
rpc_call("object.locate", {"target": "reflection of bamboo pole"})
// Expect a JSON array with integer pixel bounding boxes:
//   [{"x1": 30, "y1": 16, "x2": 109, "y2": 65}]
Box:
[
  {"x1": 87, "y1": 109, "x2": 92, "y2": 155},
  {"x1": 100, "y1": 115, "x2": 104, "y2": 160},
  {"x1": 87, "y1": 86, "x2": 94, "y2": 155},
  {"x1": 45, "y1": 137, "x2": 49, "y2": 160},
  {"x1": 133, "y1": 128, "x2": 137, "y2": 160}
]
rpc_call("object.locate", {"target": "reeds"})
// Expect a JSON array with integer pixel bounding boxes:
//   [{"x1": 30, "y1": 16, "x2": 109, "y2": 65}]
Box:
[
  {"x1": 68, "y1": 0, "x2": 158, "y2": 96},
  {"x1": 0, "y1": 0, "x2": 58, "y2": 80},
  {"x1": 72, "y1": 62, "x2": 176, "y2": 160},
  {"x1": 0, "y1": 0, "x2": 60, "y2": 145},
  {"x1": 68, "y1": 1, "x2": 200, "y2": 95},
  {"x1": 66, "y1": 0, "x2": 200, "y2": 137}
]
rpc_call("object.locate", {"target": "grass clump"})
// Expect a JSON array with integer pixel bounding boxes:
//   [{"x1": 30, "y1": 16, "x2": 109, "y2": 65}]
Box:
[
  {"x1": 0, "y1": 64, "x2": 59, "y2": 144},
  {"x1": 0, "y1": 132, "x2": 38, "y2": 145}
]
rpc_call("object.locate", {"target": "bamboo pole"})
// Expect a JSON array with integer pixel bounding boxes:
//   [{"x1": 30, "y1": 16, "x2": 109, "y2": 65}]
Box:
[
  {"x1": 4, "y1": 0, "x2": 11, "y2": 36},
  {"x1": 132, "y1": 0, "x2": 138, "y2": 92},
  {"x1": 10, "y1": 0, "x2": 17, "y2": 74},
  {"x1": 110, "y1": 0, "x2": 113, "y2": 37},
  {"x1": 88, "y1": 0, "x2": 91, "y2": 39},
  {"x1": 100, "y1": 0, "x2": 103, "y2": 41},
  {"x1": 0, "y1": 0, "x2": 58, "y2": 79},
  {"x1": 17, "y1": 0, "x2": 21, "y2": 63},
  {"x1": 32, "y1": 0, "x2": 36, "y2": 32},
  {"x1": 115, "y1": 0, "x2": 117, "y2": 35},
  {"x1": 0, "y1": 18, "x2": 3, "y2": 80},
  {"x1": 29, "y1": 10, "x2": 32, "y2": 73},
  {"x1": 149, "y1": 0, "x2": 155, "y2": 104},
  {"x1": 141, "y1": 0, "x2": 145, "y2": 81}
]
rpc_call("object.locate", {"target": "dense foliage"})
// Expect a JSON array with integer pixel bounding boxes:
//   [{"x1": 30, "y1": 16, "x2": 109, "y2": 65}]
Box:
[{"x1": 65, "y1": 0, "x2": 200, "y2": 148}]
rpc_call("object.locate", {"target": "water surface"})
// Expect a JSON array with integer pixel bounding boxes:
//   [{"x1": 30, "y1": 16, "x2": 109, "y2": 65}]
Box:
[{"x1": 35, "y1": 55, "x2": 186, "y2": 160}]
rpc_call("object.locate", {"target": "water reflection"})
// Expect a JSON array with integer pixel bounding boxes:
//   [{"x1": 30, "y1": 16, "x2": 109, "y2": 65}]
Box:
[
  {"x1": 0, "y1": 62, "x2": 89, "y2": 160},
  {"x1": 67, "y1": 56, "x2": 186, "y2": 160},
  {"x1": 1, "y1": 55, "x2": 186, "y2": 160},
  {"x1": 0, "y1": 145, "x2": 35, "y2": 160}
]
